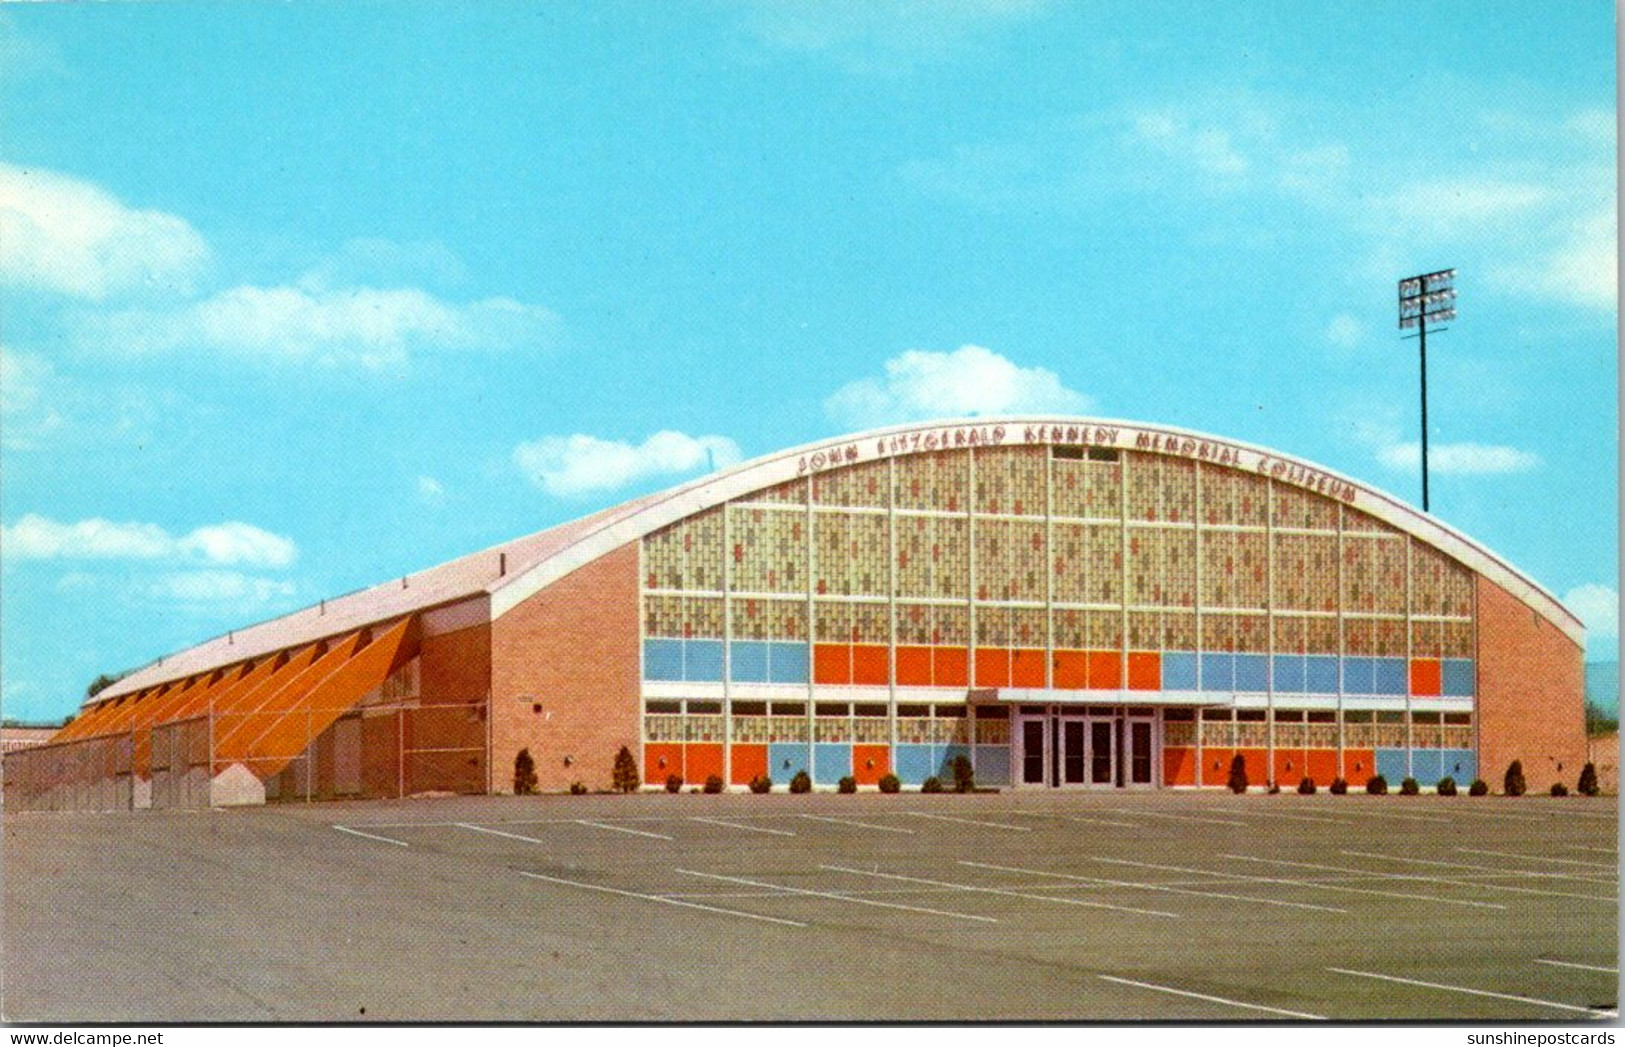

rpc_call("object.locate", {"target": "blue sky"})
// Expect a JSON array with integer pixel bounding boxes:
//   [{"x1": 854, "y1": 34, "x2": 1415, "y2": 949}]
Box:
[{"x1": 1, "y1": 2, "x2": 1616, "y2": 723}]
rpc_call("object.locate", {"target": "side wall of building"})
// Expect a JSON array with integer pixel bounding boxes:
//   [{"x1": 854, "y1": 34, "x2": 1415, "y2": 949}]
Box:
[
  {"x1": 1476, "y1": 575, "x2": 1587, "y2": 792},
  {"x1": 490, "y1": 543, "x2": 641, "y2": 793}
]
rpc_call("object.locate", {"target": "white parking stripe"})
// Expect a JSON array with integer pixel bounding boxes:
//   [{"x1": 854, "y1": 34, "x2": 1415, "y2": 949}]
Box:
[
  {"x1": 456, "y1": 822, "x2": 546, "y2": 844},
  {"x1": 823, "y1": 864, "x2": 1179, "y2": 918},
  {"x1": 962, "y1": 860, "x2": 1348, "y2": 914},
  {"x1": 1327, "y1": 967, "x2": 1617, "y2": 1018},
  {"x1": 1214, "y1": 808, "x2": 1349, "y2": 824},
  {"x1": 575, "y1": 819, "x2": 674, "y2": 840},
  {"x1": 1334, "y1": 809, "x2": 1451, "y2": 823},
  {"x1": 1458, "y1": 848, "x2": 1616, "y2": 869},
  {"x1": 1567, "y1": 846, "x2": 1620, "y2": 854},
  {"x1": 519, "y1": 871, "x2": 805, "y2": 928},
  {"x1": 1535, "y1": 959, "x2": 1618, "y2": 974},
  {"x1": 674, "y1": 869, "x2": 997, "y2": 923},
  {"x1": 1342, "y1": 849, "x2": 1617, "y2": 885},
  {"x1": 797, "y1": 814, "x2": 914, "y2": 834},
  {"x1": 1098, "y1": 976, "x2": 1327, "y2": 1020},
  {"x1": 1221, "y1": 854, "x2": 1616, "y2": 903},
  {"x1": 689, "y1": 817, "x2": 797, "y2": 837},
  {"x1": 1100, "y1": 809, "x2": 1249, "y2": 827},
  {"x1": 1094, "y1": 857, "x2": 1507, "y2": 910},
  {"x1": 333, "y1": 824, "x2": 409, "y2": 847},
  {"x1": 903, "y1": 812, "x2": 1032, "y2": 831},
  {"x1": 1058, "y1": 815, "x2": 1143, "y2": 829}
]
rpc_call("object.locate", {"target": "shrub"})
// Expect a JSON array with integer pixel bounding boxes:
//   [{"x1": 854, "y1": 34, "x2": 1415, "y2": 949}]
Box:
[
  {"x1": 789, "y1": 770, "x2": 812, "y2": 794},
  {"x1": 749, "y1": 774, "x2": 773, "y2": 794},
  {"x1": 921, "y1": 776, "x2": 944, "y2": 793},
  {"x1": 950, "y1": 754, "x2": 976, "y2": 793},
  {"x1": 1366, "y1": 775, "x2": 1388, "y2": 795},
  {"x1": 1436, "y1": 776, "x2": 1457, "y2": 797},
  {"x1": 1504, "y1": 759, "x2": 1527, "y2": 797},
  {"x1": 1399, "y1": 777, "x2": 1420, "y2": 796},
  {"x1": 1329, "y1": 777, "x2": 1348, "y2": 795},
  {"x1": 1227, "y1": 753, "x2": 1249, "y2": 794},
  {"x1": 1298, "y1": 777, "x2": 1317, "y2": 795},
  {"x1": 664, "y1": 773, "x2": 683, "y2": 793},
  {"x1": 1578, "y1": 762, "x2": 1600, "y2": 797},
  {"x1": 513, "y1": 748, "x2": 539, "y2": 796},
  {"x1": 612, "y1": 746, "x2": 640, "y2": 793},
  {"x1": 837, "y1": 776, "x2": 857, "y2": 794},
  {"x1": 703, "y1": 774, "x2": 724, "y2": 794},
  {"x1": 878, "y1": 773, "x2": 901, "y2": 794},
  {"x1": 1267, "y1": 781, "x2": 1281, "y2": 795},
  {"x1": 1551, "y1": 782, "x2": 1569, "y2": 797},
  {"x1": 1468, "y1": 778, "x2": 1489, "y2": 796},
  {"x1": 569, "y1": 780, "x2": 587, "y2": 796}
]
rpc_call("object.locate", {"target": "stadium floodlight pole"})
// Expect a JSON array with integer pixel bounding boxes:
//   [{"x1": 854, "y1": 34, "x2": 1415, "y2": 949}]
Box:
[{"x1": 1398, "y1": 268, "x2": 1456, "y2": 513}]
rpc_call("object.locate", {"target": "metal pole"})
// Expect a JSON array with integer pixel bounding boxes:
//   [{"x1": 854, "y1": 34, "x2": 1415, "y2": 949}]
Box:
[{"x1": 1419, "y1": 313, "x2": 1430, "y2": 513}]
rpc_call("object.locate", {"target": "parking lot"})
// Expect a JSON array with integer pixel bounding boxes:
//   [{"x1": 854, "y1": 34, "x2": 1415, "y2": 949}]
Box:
[{"x1": 3, "y1": 790, "x2": 1617, "y2": 1022}]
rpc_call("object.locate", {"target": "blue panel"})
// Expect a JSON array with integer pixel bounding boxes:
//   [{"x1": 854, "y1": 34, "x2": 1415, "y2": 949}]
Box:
[
  {"x1": 1305, "y1": 656, "x2": 1339, "y2": 694},
  {"x1": 813, "y1": 744, "x2": 853, "y2": 783},
  {"x1": 768, "y1": 743, "x2": 810, "y2": 781},
  {"x1": 936, "y1": 745, "x2": 972, "y2": 781},
  {"x1": 643, "y1": 639, "x2": 684, "y2": 681},
  {"x1": 769, "y1": 642, "x2": 810, "y2": 684},
  {"x1": 1442, "y1": 659, "x2": 1475, "y2": 697},
  {"x1": 1373, "y1": 658, "x2": 1408, "y2": 696},
  {"x1": 684, "y1": 640, "x2": 724, "y2": 682},
  {"x1": 1200, "y1": 653, "x2": 1234, "y2": 692},
  {"x1": 1234, "y1": 654, "x2": 1268, "y2": 693},
  {"x1": 1343, "y1": 657, "x2": 1376, "y2": 695},
  {"x1": 1409, "y1": 749, "x2": 1442, "y2": 785},
  {"x1": 1271, "y1": 655, "x2": 1306, "y2": 693},
  {"x1": 1440, "y1": 749, "x2": 1476, "y2": 782},
  {"x1": 974, "y1": 745, "x2": 1011, "y2": 785},
  {"x1": 1162, "y1": 652, "x2": 1198, "y2": 690},
  {"x1": 730, "y1": 641, "x2": 770, "y2": 683},
  {"x1": 1375, "y1": 748, "x2": 1408, "y2": 784},
  {"x1": 894, "y1": 744, "x2": 935, "y2": 785}
]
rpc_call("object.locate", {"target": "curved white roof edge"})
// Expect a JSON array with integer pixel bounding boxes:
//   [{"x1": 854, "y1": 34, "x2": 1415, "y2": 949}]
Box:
[{"x1": 488, "y1": 415, "x2": 1585, "y2": 646}]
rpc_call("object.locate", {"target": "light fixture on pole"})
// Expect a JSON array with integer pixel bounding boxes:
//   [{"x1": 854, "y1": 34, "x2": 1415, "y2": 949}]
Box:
[{"x1": 1398, "y1": 268, "x2": 1456, "y2": 513}]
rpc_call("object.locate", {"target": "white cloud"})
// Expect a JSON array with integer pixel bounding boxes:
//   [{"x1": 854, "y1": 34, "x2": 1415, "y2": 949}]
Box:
[
  {"x1": 1375, "y1": 441, "x2": 1541, "y2": 476},
  {"x1": 825, "y1": 345, "x2": 1092, "y2": 428},
  {"x1": 1132, "y1": 111, "x2": 1249, "y2": 177},
  {"x1": 1371, "y1": 178, "x2": 1549, "y2": 233},
  {"x1": 514, "y1": 430, "x2": 742, "y2": 498},
  {"x1": 2, "y1": 514, "x2": 296, "y2": 568},
  {"x1": 84, "y1": 282, "x2": 558, "y2": 371},
  {"x1": 415, "y1": 475, "x2": 447, "y2": 506},
  {"x1": 1324, "y1": 314, "x2": 1363, "y2": 350},
  {"x1": 0, "y1": 346, "x2": 64, "y2": 449},
  {"x1": 140, "y1": 570, "x2": 299, "y2": 611},
  {"x1": 1564, "y1": 584, "x2": 1619, "y2": 640},
  {"x1": 0, "y1": 163, "x2": 208, "y2": 300},
  {"x1": 1503, "y1": 208, "x2": 1617, "y2": 310},
  {"x1": 731, "y1": 0, "x2": 1046, "y2": 73}
]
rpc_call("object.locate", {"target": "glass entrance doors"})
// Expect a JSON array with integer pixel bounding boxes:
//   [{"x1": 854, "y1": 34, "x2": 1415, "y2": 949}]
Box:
[{"x1": 1014, "y1": 705, "x2": 1159, "y2": 788}]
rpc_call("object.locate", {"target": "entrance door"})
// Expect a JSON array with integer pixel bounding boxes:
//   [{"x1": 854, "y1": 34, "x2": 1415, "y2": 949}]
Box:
[
  {"x1": 1058, "y1": 718, "x2": 1087, "y2": 785},
  {"x1": 1020, "y1": 718, "x2": 1048, "y2": 785},
  {"x1": 1088, "y1": 718, "x2": 1115, "y2": 785},
  {"x1": 1128, "y1": 719, "x2": 1154, "y2": 786}
]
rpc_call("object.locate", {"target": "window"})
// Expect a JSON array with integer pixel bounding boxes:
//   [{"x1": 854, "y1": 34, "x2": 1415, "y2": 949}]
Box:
[
  {"x1": 1053, "y1": 445, "x2": 1085, "y2": 460},
  {"x1": 732, "y1": 701, "x2": 767, "y2": 716},
  {"x1": 933, "y1": 704, "x2": 967, "y2": 718},
  {"x1": 1273, "y1": 709, "x2": 1305, "y2": 722},
  {"x1": 897, "y1": 704, "x2": 931, "y2": 718},
  {"x1": 770, "y1": 702, "x2": 807, "y2": 716},
  {"x1": 1307, "y1": 710, "x2": 1336, "y2": 724},
  {"x1": 1201, "y1": 708, "x2": 1233, "y2": 721},
  {"x1": 815, "y1": 702, "x2": 851, "y2": 717},
  {"x1": 688, "y1": 701, "x2": 721, "y2": 715},
  {"x1": 1237, "y1": 709, "x2": 1266, "y2": 723},
  {"x1": 1088, "y1": 447, "x2": 1120, "y2": 462},
  {"x1": 646, "y1": 700, "x2": 681, "y2": 715},
  {"x1": 1163, "y1": 708, "x2": 1195, "y2": 721},
  {"x1": 974, "y1": 705, "x2": 1010, "y2": 720}
]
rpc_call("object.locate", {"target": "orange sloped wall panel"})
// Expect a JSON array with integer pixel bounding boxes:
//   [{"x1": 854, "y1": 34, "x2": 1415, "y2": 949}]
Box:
[
  {"x1": 214, "y1": 639, "x2": 355, "y2": 760},
  {"x1": 215, "y1": 643, "x2": 325, "y2": 715}
]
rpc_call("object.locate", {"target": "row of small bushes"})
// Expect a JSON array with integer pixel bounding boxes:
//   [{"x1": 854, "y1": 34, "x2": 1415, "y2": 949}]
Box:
[{"x1": 1226, "y1": 754, "x2": 1601, "y2": 797}]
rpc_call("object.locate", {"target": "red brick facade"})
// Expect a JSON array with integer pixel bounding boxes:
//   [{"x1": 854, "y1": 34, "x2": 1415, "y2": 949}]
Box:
[
  {"x1": 1476, "y1": 575, "x2": 1587, "y2": 792},
  {"x1": 489, "y1": 543, "x2": 641, "y2": 793}
]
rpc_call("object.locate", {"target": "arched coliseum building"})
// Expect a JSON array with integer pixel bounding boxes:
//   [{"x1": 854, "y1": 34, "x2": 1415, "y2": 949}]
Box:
[{"x1": 5, "y1": 417, "x2": 1587, "y2": 809}]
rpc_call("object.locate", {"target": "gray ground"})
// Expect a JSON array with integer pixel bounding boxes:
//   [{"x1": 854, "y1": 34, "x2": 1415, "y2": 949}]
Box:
[{"x1": 3, "y1": 790, "x2": 1617, "y2": 1023}]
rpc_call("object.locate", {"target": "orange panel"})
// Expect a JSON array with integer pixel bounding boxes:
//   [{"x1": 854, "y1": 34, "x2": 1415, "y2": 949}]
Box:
[
  {"x1": 1200, "y1": 747, "x2": 1234, "y2": 787},
  {"x1": 1053, "y1": 650, "x2": 1087, "y2": 689},
  {"x1": 852, "y1": 744, "x2": 890, "y2": 785},
  {"x1": 685, "y1": 744, "x2": 723, "y2": 784},
  {"x1": 932, "y1": 647, "x2": 968, "y2": 687},
  {"x1": 1162, "y1": 746, "x2": 1197, "y2": 785},
  {"x1": 813, "y1": 643, "x2": 851, "y2": 685},
  {"x1": 974, "y1": 648, "x2": 1010, "y2": 688},
  {"x1": 215, "y1": 644, "x2": 323, "y2": 715},
  {"x1": 1089, "y1": 650, "x2": 1124, "y2": 689},
  {"x1": 644, "y1": 743, "x2": 683, "y2": 784},
  {"x1": 1410, "y1": 658, "x2": 1442, "y2": 696},
  {"x1": 1235, "y1": 749, "x2": 1269, "y2": 786},
  {"x1": 1343, "y1": 748, "x2": 1376, "y2": 782},
  {"x1": 1011, "y1": 649, "x2": 1046, "y2": 688},
  {"x1": 851, "y1": 644, "x2": 890, "y2": 686},
  {"x1": 214, "y1": 637, "x2": 362, "y2": 762},
  {"x1": 159, "y1": 664, "x2": 252, "y2": 725},
  {"x1": 1126, "y1": 652, "x2": 1160, "y2": 691},
  {"x1": 895, "y1": 646, "x2": 933, "y2": 686},
  {"x1": 1305, "y1": 749, "x2": 1339, "y2": 785},
  {"x1": 1272, "y1": 749, "x2": 1306, "y2": 787},
  {"x1": 729, "y1": 743, "x2": 767, "y2": 785}
]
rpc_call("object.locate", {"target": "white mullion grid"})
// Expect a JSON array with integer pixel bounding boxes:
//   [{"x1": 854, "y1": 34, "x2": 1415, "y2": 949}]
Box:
[
  {"x1": 1471, "y1": 570, "x2": 1480, "y2": 770},
  {"x1": 1119, "y1": 452, "x2": 1130, "y2": 695},
  {"x1": 805, "y1": 475, "x2": 815, "y2": 751},
  {"x1": 1265, "y1": 478, "x2": 1276, "y2": 785},
  {"x1": 1045, "y1": 449, "x2": 1055, "y2": 692},
  {"x1": 638, "y1": 540, "x2": 647, "y2": 759},
  {"x1": 1405, "y1": 537, "x2": 1414, "y2": 779},
  {"x1": 1193, "y1": 462, "x2": 1203, "y2": 786},
  {"x1": 720, "y1": 502, "x2": 731, "y2": 786},
  {"x1": 967, "y1": 448, "x2": 977, "y2": 694},
  {"x1": 888, "y1": 457, "x2": 898, "y2": 752},
  {"x1": 1336, "y1": 503, "x2": 1347, "y2": 781}
]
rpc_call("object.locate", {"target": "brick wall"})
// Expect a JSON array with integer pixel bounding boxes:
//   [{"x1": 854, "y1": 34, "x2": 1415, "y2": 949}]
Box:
[
  {"x1": 1476, "y1": 575, "x2": 1587, "y2": 793},
  {"x1": 490, "y1": 543, "x2": 640, "y2": 793}
]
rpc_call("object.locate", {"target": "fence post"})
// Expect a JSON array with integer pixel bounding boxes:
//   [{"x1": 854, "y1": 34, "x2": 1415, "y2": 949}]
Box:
[
  {"x1": 306, "y1": 709, "x2": 313, "y2": 803},
  {"x1": 397, "y1": 706, "x2": 405, "y2": 799}
]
